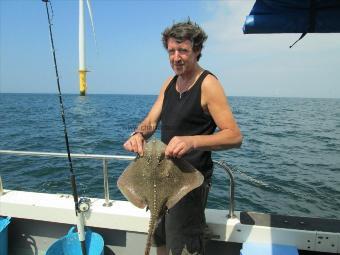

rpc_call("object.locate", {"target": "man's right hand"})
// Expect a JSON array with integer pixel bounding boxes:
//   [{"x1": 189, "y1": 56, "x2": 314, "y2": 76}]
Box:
[{"x1": 123, "y1": 133, "x2": 145, "y2": 156}]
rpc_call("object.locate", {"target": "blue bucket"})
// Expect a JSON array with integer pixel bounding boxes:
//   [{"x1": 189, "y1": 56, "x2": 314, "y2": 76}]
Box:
[
  {"x1": 0, "y1": 217, "x2": 11, "y2": 255},
  {"x1": 46, "y1": 227, "x2": 104, "y2": 255}
]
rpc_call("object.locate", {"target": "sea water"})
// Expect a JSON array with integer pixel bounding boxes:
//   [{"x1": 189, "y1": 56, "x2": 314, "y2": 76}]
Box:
[{"x1": 0, "y1": 93, "x2": 339, "y2": 219}]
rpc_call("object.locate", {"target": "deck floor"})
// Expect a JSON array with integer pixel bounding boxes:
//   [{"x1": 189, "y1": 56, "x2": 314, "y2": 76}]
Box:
[{"x1": 7, "y1": 218, "x2": 338, "y2": 255}]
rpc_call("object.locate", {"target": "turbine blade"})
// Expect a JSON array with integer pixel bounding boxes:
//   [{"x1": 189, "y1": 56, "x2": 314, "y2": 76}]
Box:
[{"x1": 86, "y1": 0, "x2": 98, "y2": 52}]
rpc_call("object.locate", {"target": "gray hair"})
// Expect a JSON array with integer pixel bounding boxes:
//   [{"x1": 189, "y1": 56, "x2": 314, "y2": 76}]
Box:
[{"x1": 161, "y1": 19, "x2": 208, "y2": 61}]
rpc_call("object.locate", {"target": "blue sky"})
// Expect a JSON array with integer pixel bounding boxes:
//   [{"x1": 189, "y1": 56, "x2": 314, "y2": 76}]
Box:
[{"x1": 1, "y1": 0, "x2": 340, "y2": 98}]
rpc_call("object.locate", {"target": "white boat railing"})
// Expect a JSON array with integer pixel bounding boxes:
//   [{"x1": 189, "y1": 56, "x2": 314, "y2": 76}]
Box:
[{"x1": 0, "y1": 149, "x2": 235, "y2": 217}]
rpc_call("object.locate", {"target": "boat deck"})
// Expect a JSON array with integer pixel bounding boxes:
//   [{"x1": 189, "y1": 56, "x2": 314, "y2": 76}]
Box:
[
  {"x1": 1, "y1": 190, "x2": 339, "y2": 255},
  {"x1": 7, "y1": 218, "x2": 339, "y2": 255}
]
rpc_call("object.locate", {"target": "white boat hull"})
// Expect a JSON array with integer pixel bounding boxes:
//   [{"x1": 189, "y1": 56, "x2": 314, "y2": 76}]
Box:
[{"x1": 1, "y1": 190, "x2": 339, "y2": 254}]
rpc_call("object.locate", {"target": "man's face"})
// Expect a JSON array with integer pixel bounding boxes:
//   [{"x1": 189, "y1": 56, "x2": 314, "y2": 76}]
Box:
[{"x1": 167, "y1": 38, "x2": 199, "y2": 75}]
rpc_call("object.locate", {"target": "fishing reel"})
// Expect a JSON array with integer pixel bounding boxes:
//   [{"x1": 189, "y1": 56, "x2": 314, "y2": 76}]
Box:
[{"x1": 78, "y1": 197, "x2": 91, "y2": 213}]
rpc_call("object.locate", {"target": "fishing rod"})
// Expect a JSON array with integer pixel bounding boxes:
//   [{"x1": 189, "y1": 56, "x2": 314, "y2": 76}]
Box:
[{"x1": 42, "y1": 1, "x2": 87, "y2": 254}]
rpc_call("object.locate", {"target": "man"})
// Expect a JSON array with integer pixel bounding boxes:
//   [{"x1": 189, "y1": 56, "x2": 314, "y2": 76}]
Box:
[{"x1": 123, "y1": 20, "x2": 242, "y2": 255}]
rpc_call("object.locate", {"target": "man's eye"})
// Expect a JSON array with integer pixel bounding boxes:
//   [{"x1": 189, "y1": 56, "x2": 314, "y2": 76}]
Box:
[{"x1": 168, "y1": 50, "x2": 175, "y2": 55}]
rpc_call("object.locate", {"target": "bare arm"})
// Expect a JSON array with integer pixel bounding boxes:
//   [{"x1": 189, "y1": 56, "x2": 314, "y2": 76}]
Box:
[
  {"x1": 123, "y1": 77, "x2": 172, "y2": 155},
  {"x1": 193, "y1": 75, "x2": 243, "y2": 150},
  {"x1": 165, "y1": 75, "x2": 243, "y2": 157}
]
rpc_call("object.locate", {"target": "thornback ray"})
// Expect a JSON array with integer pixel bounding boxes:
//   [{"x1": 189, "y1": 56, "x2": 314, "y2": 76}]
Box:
[{"x1": 117, "y1": 139, "x2": 204, "y2": 255}]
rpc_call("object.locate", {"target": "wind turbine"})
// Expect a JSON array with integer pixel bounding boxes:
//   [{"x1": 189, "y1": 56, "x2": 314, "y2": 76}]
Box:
[{"x1": 79, "y1": 0, "x2": 96, "y2": 96}]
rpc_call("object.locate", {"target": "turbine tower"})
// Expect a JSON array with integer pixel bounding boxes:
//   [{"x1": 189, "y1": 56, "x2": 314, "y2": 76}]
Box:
[{"x1": 79, "y1": 0, "x2": 96, "y2": 96}]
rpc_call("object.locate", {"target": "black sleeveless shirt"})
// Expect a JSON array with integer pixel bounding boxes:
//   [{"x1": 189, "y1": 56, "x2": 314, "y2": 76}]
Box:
[{"x1": 160, "y1": 70, "x2": 217, "y2": 179}]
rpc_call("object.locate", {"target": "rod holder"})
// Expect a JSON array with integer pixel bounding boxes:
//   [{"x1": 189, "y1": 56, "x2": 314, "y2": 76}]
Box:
[
  {"x1": 102, "y1": 159, "x2": 112, "y2": 207},
  {"x1": 0, "y1": 176, "x2": 3, "y2": 196}
]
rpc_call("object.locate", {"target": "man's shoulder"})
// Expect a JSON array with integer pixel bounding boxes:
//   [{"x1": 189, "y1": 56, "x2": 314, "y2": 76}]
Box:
[
  {"x1": 201, "y1": 72, "x2": 226, "y2": 103},
  {"x1": 159, "y1": 76, "x2": 176, "y2": 96},
  {"x1": 164, "y1": 76, "x2": 175, "y2": 86},
  {"x1": 202, "y1": 72, "x2": 221, "y2": 89}
]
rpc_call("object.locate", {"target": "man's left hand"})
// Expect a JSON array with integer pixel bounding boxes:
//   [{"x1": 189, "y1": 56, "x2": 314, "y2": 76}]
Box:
[{"x1": 165, "y1": 136, "x2": 195, "y2": 158}]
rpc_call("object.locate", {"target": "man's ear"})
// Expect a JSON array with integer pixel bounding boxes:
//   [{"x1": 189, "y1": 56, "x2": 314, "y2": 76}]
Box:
[{"x1": 194, "y1": 49, "x2": 201, "y2": 60}]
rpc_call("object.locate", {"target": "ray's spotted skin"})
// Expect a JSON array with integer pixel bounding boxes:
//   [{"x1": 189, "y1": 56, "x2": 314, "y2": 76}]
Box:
[{"x1": 117, "y1": 140, "x2": 204, "y2": 255}]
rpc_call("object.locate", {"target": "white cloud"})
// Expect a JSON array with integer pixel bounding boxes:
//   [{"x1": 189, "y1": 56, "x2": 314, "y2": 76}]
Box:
[
  {"x1": 202, "y1": 0, "x2": 340, "y2": 54},
  {"x1": 199, "y1": 0, "x2": 340, "y2": 98}
]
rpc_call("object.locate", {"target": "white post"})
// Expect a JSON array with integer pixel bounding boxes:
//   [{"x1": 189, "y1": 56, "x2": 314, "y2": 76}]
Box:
[
  {"x1": 79, "y1": 0, "x2": 87, "y2": 96},
  {"x1": 79, "y1": 0, "x2": 85, "y2": 71}
]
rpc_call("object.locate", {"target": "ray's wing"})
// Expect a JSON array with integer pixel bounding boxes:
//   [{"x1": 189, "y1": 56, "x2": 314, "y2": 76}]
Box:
[
  {"x1": 117, "y1": 159, "x2": 149, "y2": 209},
  {"x1": 163, "y1": 158, "x2": 204, "y2": 209}
]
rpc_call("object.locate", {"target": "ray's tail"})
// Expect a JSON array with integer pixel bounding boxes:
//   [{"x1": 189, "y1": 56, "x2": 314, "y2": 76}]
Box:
[{"x1": 144, "y1": 212, "x2": 157, "y2": 255}]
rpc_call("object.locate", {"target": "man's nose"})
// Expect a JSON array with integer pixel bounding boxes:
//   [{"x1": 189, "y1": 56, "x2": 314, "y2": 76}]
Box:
[{"x1": 174, "y1": 51, "x2": 181, "y2": 61}]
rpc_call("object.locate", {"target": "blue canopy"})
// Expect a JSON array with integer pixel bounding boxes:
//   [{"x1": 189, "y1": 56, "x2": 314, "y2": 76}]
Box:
[{"x1": 243, "y1": 0, "x2": 340, "y2": 34}]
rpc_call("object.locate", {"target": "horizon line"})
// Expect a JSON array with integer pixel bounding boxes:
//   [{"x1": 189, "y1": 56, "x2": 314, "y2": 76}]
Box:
[{"x1": 0, "y1": 92, "x2": 339, "y2": 100}]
